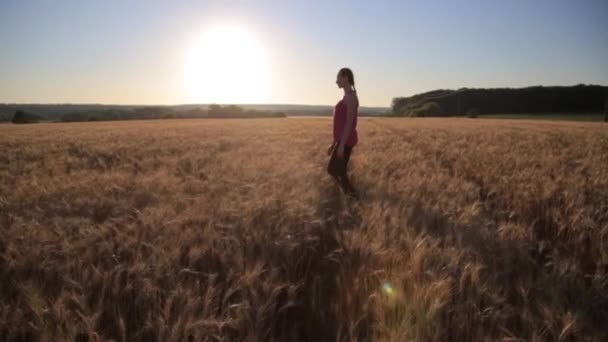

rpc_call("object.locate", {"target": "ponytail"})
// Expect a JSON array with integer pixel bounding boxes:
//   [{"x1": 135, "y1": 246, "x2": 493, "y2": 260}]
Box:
[{"x1": 339, "y1": 67, "x2": 356, "y2": 94}]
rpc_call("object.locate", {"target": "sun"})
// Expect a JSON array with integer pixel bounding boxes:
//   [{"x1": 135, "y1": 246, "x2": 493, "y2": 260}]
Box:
[{"x1": 183, "y1": 25, "x2": 270, "y2": 104}]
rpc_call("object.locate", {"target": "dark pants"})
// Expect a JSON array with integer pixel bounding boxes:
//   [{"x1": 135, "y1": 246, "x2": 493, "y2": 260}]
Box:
[{"x1": 327, "y1": 145, "x2": 358, "y2": 197}]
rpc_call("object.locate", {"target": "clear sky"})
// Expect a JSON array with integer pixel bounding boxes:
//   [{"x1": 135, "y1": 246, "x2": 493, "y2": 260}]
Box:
[{"x1": 1, "y1": 0, "x2": 607, "y2": 107}]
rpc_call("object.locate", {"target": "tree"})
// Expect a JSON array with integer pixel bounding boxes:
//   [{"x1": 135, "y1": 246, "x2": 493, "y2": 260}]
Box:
[
  {"x1": 208, "y1": 104, "x2": 221, "y2": 117},
  {"x1": 466, "y1": 108, "x2": 479, "y2": 118},
  {"x1": 409, "y1": 102, "x2": 442, "y2": 117},
  {"x1": 12, "y1": 110, "x2": 40, "y2": 124},
  {"x1": 604, "y1": 95, "x2": 608, "y2": 122},
  {"x1": 423, "y1": 102, "x2": 442, "y2": 116}
]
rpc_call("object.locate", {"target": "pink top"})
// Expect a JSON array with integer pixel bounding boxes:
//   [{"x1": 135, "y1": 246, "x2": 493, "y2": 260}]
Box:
[{"x1": 333, "y1": 95, "x2": 358, "y2": 147}]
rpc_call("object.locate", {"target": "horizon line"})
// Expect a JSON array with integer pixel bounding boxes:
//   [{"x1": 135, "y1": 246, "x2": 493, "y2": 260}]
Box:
[
  {"x1": 2, "y1": 83, "x2": 606, "y2": 108},
  {"x1": 0, "y1": 102, "x2": 390, "y2": 108}
]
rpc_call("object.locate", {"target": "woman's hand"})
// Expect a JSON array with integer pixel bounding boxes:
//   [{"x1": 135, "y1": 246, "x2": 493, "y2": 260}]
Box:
[
  {"x1": 336, "y1": 144, "x2": 345, "y2": 159},
  {"x1": 327, "y1": 142, "x2": 336, "y2": 156}
]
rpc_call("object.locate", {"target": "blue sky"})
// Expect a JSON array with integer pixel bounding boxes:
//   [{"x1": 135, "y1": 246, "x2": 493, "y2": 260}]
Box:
[{"x1": 1, "y1": 0, "x2": 606, "y2": 106}]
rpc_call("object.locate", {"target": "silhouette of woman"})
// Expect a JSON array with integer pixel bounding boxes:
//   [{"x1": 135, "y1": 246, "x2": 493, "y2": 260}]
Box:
[{"x1": 327, "y1": 67, "x2": 359, "y2": 198}]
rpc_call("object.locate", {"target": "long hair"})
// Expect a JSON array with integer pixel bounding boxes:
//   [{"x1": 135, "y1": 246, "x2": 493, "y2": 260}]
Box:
[{"x1": 339, "y1": 67, "x2": 356, "y2": 93}]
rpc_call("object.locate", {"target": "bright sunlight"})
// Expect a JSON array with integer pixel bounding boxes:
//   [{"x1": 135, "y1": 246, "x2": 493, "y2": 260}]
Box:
[{"x1": 183, "y1": 25, "x2": 270, "y2": 104}]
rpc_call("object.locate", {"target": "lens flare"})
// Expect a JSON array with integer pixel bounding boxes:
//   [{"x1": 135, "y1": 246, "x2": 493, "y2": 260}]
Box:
[{"x1": 382, "y1": 282, "x2": 394, "y2": 296}]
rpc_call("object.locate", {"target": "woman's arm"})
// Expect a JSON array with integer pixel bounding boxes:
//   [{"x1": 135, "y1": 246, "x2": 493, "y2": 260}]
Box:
[
  {"x1": 337, "y1": 94, "x2": 358, "y2": 157},
  {"x1": 327, "y1": 140, "x2": 337, "y2": 155}
]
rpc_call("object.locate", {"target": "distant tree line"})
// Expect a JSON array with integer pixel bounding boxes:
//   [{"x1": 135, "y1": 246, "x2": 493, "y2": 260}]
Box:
[
  {"x1": 207, "y1": 104, "x2": 285, "y2": 118},
  {"x1": 7, "y1": 104, "x2": 285, "y2": 123},
  {"x1": 391, "y1": 85, "x2": 608, "y2": 117},
  {"x1": 1, "y1": 104, "x2": 389, "y2": 122},
  {"x1": 11, "y1": 110, "x2": 43, "y2": 124}
]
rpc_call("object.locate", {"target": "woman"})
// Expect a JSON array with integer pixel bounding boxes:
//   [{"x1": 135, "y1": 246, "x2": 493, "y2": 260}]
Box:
[{"x1": 327, "y1": 67, "x2": 359, "y2": 198}]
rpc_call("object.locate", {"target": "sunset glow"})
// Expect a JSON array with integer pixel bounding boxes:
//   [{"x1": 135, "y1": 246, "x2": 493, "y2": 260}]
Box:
[{"x1": 183, "y1": 25, "x2": 270, "y2": 104}]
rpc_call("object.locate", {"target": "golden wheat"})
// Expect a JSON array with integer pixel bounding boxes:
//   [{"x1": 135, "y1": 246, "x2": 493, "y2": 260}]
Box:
[{"x1": 0, "y1": 117, "x2": 607, "y2": 341}]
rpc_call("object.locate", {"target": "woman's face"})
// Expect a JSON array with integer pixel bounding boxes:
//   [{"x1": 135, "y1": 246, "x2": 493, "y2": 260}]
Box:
[{"x1": 336, "y1": 72, "x2": 349, "y2": 89}]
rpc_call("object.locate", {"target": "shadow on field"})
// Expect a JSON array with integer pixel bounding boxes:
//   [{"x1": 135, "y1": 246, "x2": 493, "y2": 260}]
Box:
[
  {"x1": 168, "y1": 179, "x2": 376, "y2": 341},
  {"x1": 234, "y1": 179, "x2": 373, "y2": 341},
  {"x1": 316, "y1": 178, "x2": 362, "y2": 232},
  {"x1": 406, "y1": 202, "x2": 608, "y2": 340}
]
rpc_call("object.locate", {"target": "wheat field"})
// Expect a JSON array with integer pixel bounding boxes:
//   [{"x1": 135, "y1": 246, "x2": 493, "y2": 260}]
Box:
[{"x1": 1, "y1": 118, "x2": 607, "y2": 341}]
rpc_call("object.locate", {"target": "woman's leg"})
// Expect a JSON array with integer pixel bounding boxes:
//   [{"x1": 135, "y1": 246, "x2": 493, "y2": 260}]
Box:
[
  {"x1": 339, "y1": 147, "x2": 358, "y2": 197},
  {"x1": 327, "y1": 145, "x2": 358, "y2": 197},
  {"x1": 327, "y1": 146, "x2": 343, "y2": 178}
]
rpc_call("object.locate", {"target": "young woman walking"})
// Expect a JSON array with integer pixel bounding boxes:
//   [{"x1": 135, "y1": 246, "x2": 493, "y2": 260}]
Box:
[{"x1": 327, "y1": 67, "x2": 359, "y2": 198}]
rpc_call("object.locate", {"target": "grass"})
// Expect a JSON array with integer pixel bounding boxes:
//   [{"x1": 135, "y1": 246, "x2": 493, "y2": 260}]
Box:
[
  {"x1": 479, "y1": 113, "x2": 605, "y2": 121},
  {"x1": 1, "y1": 117, "x2": 607, "y2": 341}
]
